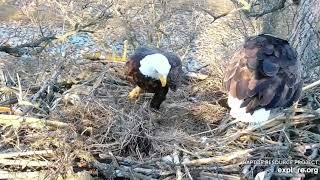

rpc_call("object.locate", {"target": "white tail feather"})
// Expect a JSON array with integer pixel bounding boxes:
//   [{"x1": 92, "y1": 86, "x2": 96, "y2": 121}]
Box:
[{"x1": 228, "y1": 94, "x2": 270, "y2": 123}]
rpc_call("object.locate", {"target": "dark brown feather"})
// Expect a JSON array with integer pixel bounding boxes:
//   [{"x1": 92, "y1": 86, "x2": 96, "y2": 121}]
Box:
[
  {"x1": 262, "y1": 59, "x2": 279, "y2": 77},
  {"x1": 125, "y1": 47, "x2": 183, "y2": 109},
  {"x1": 224, "y1": 34, "x2": 303, "y2": 113}
]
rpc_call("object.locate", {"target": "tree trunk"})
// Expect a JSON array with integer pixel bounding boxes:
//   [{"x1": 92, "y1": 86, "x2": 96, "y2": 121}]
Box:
[{"x1": 289, "y1": 0, "x2": 320, "y2": 83}]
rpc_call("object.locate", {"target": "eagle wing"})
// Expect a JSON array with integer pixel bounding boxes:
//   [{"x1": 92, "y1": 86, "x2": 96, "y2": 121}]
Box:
[
  {"x1": 164, "y1": 52, "x2": 183, "y2": 91},
  {"x1": 224, "y1": 34, "x2": 303, "y2": 113}
]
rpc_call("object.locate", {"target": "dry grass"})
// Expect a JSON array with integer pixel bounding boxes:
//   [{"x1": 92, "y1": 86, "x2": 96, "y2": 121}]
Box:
[
  {"x1": 0, "y1": 56, "x2": 319, "y2": 179},
  {"x1": 0, "y1": 0, "x2": 320, "y2": 179}
]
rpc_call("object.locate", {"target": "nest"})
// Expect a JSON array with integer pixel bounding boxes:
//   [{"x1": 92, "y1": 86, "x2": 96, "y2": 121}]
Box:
[{"x1": 0, "y1": 55, "x2": 320, "y2": 180}]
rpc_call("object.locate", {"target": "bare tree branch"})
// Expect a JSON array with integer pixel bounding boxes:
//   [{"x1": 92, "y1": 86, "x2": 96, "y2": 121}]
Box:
[
  {"x1": 0, "y1": 36, "x2": 56, "y2": 57},
  {"x1": 0, "y1": 10, "x2": 113, "y2": 57}
]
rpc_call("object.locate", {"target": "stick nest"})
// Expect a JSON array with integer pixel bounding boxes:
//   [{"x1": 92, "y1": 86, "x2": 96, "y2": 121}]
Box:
[{"x1": 0, "y1": 54, "x2": 320, "y2": 180}]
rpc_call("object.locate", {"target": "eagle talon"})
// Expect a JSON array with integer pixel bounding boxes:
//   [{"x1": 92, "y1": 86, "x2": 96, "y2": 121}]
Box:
[{"x1": 128, "y1": 86, "x2": 141, "y2": 99}]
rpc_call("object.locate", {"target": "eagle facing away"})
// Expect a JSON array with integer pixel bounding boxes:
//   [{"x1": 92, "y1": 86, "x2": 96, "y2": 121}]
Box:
[
  {"x1": 125, "y1": 47, "x2": 183, "y2": 109},
  {"x1": 224, "y1": 34, "x2": 303, "y2": 123}
]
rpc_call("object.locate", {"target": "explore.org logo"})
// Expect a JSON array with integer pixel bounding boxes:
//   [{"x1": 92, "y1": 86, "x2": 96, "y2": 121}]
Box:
[{"x1": 277, "y1": 167, "x2": 319, "y2": 174}]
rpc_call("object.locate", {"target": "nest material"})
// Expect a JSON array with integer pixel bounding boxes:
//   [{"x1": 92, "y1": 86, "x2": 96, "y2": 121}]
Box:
[{"x1": 0, "y1": 55, "x2": 320, "y2": 180}]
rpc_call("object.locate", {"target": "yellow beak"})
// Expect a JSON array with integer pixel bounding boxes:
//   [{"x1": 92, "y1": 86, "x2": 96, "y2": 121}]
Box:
[{"x1": 159, "y1": 75, "x2": 167, "y2": 87}]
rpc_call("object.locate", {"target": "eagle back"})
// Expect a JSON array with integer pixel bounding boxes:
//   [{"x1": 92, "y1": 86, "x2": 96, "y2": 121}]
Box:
[{"x1": 224, "y1": 34, "x2": 303, "y2": 113}]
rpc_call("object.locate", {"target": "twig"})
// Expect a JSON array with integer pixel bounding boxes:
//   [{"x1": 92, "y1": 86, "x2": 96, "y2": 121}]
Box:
[
  {"x1": 118, "y1": 165, "x2": 157, "y2": 179},
  {"x1": 183, "y1": 149, "x2": 252, "y2": 166},
  {"x1": 0, "y1": 114, "x2": 69, "y2": 129},
  {"x1": 0, "y1": 97, "x2": 18, "y2": 106},
  {"x1": 0, "y1": 159, "x2": 52, "y2": 167},
  {"x1": 20, "y1": 64, "x2": 64, "y2": 114},
  {"x1": 0, "y1": 150, "x2": 53, "y2": 159},
  {"x1": 109, "y1": 151, "x2": 120, "y2": 168},
  {"x1": 0, "y1": 171, "x2": 47, "y2": 179},
  {"x1": 133, "y1": 167, "x2": 163, "y2": 176},
  {"x1": 221, "y1": 112, "x2": 297, "y2": 143},
  {"x1": 30, "y1": 65, "x2": 64, "y2": 103},
  {"x1": 183, "y1": 153, "x2": 193, "y2": 180},
  {"x1": 173, "y1": 144, "x2": 198, "y2": 157},
  {"x1": 302, "y1": 79, "x2": 320, "y2": 91},
  {"x1": 131, "y1": 172, "x2": 155, "y2": 180},
  {"x1": 250, "y1": 135, "x2": 282, "y2": 145},
  {"x1": 0, "y1": 8, "x2": 112, "y2": 57},
  {"x1": 172, "y1": 149, "x2": 182, "y2": 180},
  {"x1": 0, "y1": 36, "x2": 56, "y2": 57},
  {"x1": 16, "y1": 73, "x2": 22, "y2": 102},
  {"x1": 184, "y1": 146, "x2": 289, "y2": 166},
  {"x1": 185, "y1": 72, "x2": 208, "y2": 80},
  {"x1": 200, "y1": 172, "x2": 241, "y2": 180},
  {"x1": 15, "y1": 36, "x2": 56, "y2": 49}
]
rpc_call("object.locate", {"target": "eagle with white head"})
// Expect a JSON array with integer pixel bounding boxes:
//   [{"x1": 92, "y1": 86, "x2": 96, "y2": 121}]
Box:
[
  {"x1": 125, "y1": 47, "x2": 183, "y2": 109},
  {"x1": 224, "y1": 34, "x2": 303, "y2": 124}
]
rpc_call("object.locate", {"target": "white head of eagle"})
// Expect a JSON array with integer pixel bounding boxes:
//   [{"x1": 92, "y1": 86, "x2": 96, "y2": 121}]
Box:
[
  {"x1": 125, "y1": 47, "x2": 183, "y2": 109},
  {"x1": 139, "y1": 53, "x2": 172, "y2": 87}
]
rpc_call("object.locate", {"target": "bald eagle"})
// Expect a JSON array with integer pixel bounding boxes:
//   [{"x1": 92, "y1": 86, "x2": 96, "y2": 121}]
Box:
[
  {"x1": 125, "y1": 47, "x2": 183, "y2": 109},
  {"x1": 224, "y1": 34, "x2": 303, "y2": 124}
]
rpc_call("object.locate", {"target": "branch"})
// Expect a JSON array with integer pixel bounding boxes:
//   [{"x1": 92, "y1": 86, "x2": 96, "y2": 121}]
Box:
[
  {"x1": 15, "y1": 36, "x2": 57, "y2": 49},
  {"x1": 0, "y1": 171, "x2": 47, "y2": 179},
  {"x1": 183, "y1": 146, "x2": 289, "y2": 166},
  {"x1": 0, "y1": 36, "x2": 56, "y2": 57},
  {"x1": 0, "y1": 9, "x2": 113, "y2": 57},
  {"x1": 0, "y1": 97, "x2": 19, "y2": 106},
  {"x1": 0, "y1": 150, "x2": 54, "y2": 159},
  {"x1": 173, "y1": 150, "x2": 182, "y2": 180},
  {"x1": 0, "y1": 114, "x2": 69, "y2": 129},
  {"x1": 182, "y1": 149, "x2": 253, "y2": 166},
  {"x1": 302, "y1": 79, "x2": 320, "y2": 91},
  {"x1": 0, "y1": 159, "x2": 52, "y2": 167},
  {"x1": 30, "y1": 65, "x2": 64, "y2": 103},
  {"x1": 200, "y1": 172, "x2": 241, "y2": 180}
]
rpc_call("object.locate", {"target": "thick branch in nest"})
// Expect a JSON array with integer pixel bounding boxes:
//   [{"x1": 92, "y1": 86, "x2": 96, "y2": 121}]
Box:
[
  {"x1": 302, "y1": 79, "x2": 320, "y2": 91},
  {"x1": 200, "y1": 172, "x2": 241, "y2": 180},
  {"x1": 0, "y1": 150, "x2": 54, "y2": 159},
  {"x1": 182, "y1": 149, "x2": 253, "y2": 166},
  {"x1": 0, "y1": 170, "x2": 93, "y2": 179},
  {"x1": 30, "y1": 65, "x2": 64, "y2": 103},
  {"x1": 0, "y1": 114, "x2": 69, "y2": 129},
  {"x1": 0, "y1": 159, "x2": 52, "y2": 167},
  {"x1": 0, "y1": 171, "x2": 47, "y2": 179}
]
